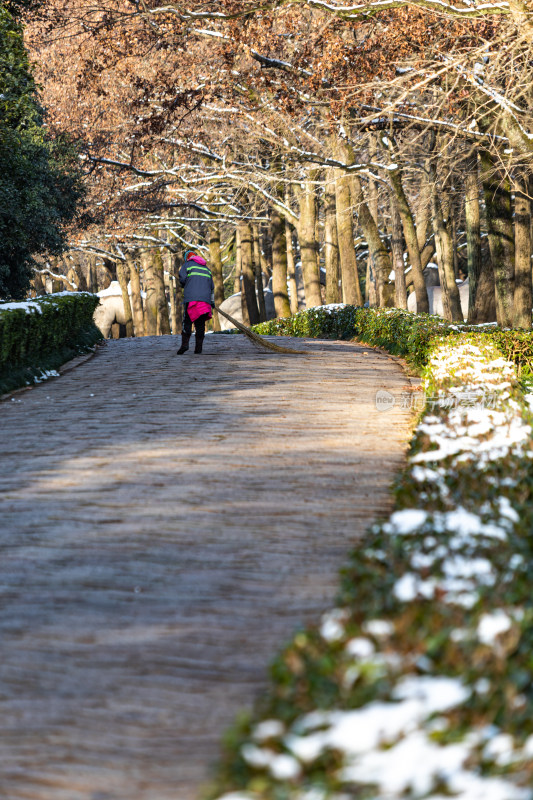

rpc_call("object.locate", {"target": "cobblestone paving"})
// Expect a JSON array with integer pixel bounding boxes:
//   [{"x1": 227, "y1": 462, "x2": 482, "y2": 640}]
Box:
[{"x1": 0, "y1": 333, "x2": 412, "y2": 800}]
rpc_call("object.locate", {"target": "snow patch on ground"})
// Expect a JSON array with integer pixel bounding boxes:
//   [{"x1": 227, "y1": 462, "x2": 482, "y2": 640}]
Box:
[{"x1": 33, "y1": 369, "x2": 60, "y2": 384}]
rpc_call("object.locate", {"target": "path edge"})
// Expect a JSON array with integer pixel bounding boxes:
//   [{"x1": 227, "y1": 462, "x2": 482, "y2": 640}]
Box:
[{"x1": 0, "y1": 341, "x2": 106, "y2": 403}]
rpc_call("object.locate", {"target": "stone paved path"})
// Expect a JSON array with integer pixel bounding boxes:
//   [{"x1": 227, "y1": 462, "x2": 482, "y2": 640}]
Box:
[{"x1": 0, "y1": 334, "x2": 412, "y2": 800}]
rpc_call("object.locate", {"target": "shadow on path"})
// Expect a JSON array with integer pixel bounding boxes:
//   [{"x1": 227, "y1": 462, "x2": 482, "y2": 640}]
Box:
[{"x1": 0, "y1": 334, "x2": 412, "y2": 800}]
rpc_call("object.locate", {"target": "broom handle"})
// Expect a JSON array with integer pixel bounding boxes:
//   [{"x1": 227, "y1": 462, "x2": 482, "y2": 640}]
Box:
[
  {"x1": 214, "y1": 305, "x2": 254, "y2": 334},
  {"x1": 213, "y1": 305, "x2": 306, "y2": 354}
]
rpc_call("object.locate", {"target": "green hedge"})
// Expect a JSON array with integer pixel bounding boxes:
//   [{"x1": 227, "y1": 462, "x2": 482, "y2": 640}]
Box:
[
  {"x1": 207, "y1": 314, "x2": 533, "y2": 800},
  {"x1": 255, "y1": 306, "x2": 533, "y2": 377},
  {"x1": 255, "y1": 305, "x2": 360, "y2": 341},
  {"x1": 0, "y1": 292, "x2": 102, "y2": 394}
]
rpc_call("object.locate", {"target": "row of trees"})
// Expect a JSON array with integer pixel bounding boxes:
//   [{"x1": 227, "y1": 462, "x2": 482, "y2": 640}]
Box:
[
  {"x1": 39, "y1": 221, "x2": 292, "y2": 334},
  {"x1": 19, "y1": 0, "x2": 533, "y2": 328}
]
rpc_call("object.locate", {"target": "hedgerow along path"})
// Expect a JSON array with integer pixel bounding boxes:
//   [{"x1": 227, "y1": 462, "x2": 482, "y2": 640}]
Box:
[{"x1": 0, "y1": 332, "x2": 413, "y2": 800}]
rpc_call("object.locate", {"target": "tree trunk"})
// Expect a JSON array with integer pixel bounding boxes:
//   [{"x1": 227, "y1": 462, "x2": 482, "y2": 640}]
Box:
[
  {"x1": 234, "y1": 225, "x2": 242, "y2": 295},
  {"x1": 261, "y1": 226, "x2": 273, "y2": 278},
  {"x1": 365, "y1": 260, "x2": 376, "y2": 306},
  {"x1": 88, "y1": 255, "x2": 98, "y2": 293},
  {"x1": 102, "y1": 258, "x2": 117, "y2": 285},
  {"x1": 168, "y1": 271, "x2": 177, "y2": 335},
  {"x1": 415, "y1": 177, "x2": 432, "y2": 253},
  {"x1": 367, "y1": 134, "x2": 379, "y2": 224},
  {"x1": 127, "y1": 252, "x2": 144, "y2": 336},
  {"x1": 116, "y1": 258, "x2": 134, "y2": 337},
  {"x1": 284, "y1": 187, "x2": 299, "y2": 313},
  {"x1": 480, "y1": 150, "x2": 515, "y2": 327},
  {"x1": 153, "y1": 249, "x2": 171, "y2": 335},
  {"x1": 388, "y1": 168, "x2": 429, "y2": 314},
  {"x1": 66, "y1": 265, "x2": 78, "y2": 292},
  {"x1": 366, "y1": 135, "x2": 386, "y2": 306},
  {"x1": 470, "y1": 259, "x2": 497, "y2": 323},
  {"x1": 513, "y1": 174, "x2": 532, "y2": 329},
  {"x1": 296, "y1": 179, "x2": 322, "y2": 308},
  {"x1": 286, "y1": 220, "x2": 299, "y2": 313},
  {"x1": 174, "y1": 255, "x2": 184, "y2": 333},
  {"x1": 271, "y1": 208, "x2": 291, "y2": 318},
  {"x1": 464, "y1": 154, "x2": 483, "y2": 322},
  {"x1": 325, "y1": 169, "x2": 341, "y2": 304},
  {"x1": 70, "y1": 256, "x2": 88, "y2": 292},
  {"x1": 352, "y1": 174, "x2": 392, "y2": 307},
  {"x1": 335, "y1": 169, "x2": 362, "y2": 306},
  {"x1": 391, "y1": 196, "x2": 407, "y2": 309},
  {"x1": 209, "y1": 226, "x2": 225, "y2": 330},
  {"x1": 253, "y1": 225, "x2": 267, "y2": 322},
  {"x1": 431, "y1": 182, "x2": 463, "y2": 321},
  {"x1": 32, "y1": 271, "x2": 46, "y2": 296},
  {"x1": 260, "y1": 229, "x2": 272, "y2": 287},
  {"x1": 415, "y1": 179, "x2": 435, "y2": 274},
  {"x1": 142, "y1": 250, "x2": 158, "y2": 336},
  {"x1": 451, "y1": 210, "x2": 459, "y2": 278},
  {"x1": 239, "y1": 222, "x2": 260, "y2": 325},
  {"x1": 421, "y1": 243, "x2": 436, "y2": 270},
  {"x1": 163, "y1": 250, "x2": 177, "y2": 335}
]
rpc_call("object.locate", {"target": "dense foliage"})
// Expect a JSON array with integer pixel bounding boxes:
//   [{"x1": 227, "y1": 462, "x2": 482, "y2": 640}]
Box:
[
  {"x1": 0, "y1": 4, "x2": 85, "y2": 300},
  {"x1": 0, "y1": 292, "x2": 102, "y2": 394},
  {"x1": 207, "y1": 324, "x2": 533, "y2": 800},
  {"x1": 255, "y1": 306, "x2": 533, "y2": 377}
]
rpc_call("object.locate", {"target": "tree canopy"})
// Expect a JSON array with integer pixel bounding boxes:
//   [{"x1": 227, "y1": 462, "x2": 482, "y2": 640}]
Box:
[
  {"x1": 21, "y1": 0, "x2": 533, "y2": 328},
  {"x1": 0, "y1": 3, "x2": 85, "y2": 300}
]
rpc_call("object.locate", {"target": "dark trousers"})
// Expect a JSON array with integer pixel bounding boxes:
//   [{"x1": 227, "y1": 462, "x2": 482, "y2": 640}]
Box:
[{"x1": 182, "y1": 306, "x2": 208, "y2": 339}]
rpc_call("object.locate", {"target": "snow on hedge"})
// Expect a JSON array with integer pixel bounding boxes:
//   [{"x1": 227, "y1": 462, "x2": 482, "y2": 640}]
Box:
[
  {"x1": 0, "y1": 300, "x2": 43, "y2": 314},
  {"x1": 0, "y1": 291, "x2": 95, "y2": 314},
  {"x1": 0, "y1": 291, "x2": 101, "y2": 395},
  {"x1": 210, "y1": 336, "x2": 533, "y2": 800}
]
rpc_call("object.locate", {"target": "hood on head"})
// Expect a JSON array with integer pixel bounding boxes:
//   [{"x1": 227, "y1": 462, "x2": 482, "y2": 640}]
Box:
[{"x1": 188, "y1": 254, "x2": 207, "y2": 266}]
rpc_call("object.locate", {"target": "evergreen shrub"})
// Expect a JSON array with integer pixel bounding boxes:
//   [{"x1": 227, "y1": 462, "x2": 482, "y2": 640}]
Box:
[
  {"x1": 0, "y1": 6, "x2": 85, "y2": 300},
  {"x1": 255, "y1": 304, "x2": 359, "y2": 341},
  {"x1": 255, "y1": 306, "x2": 533, "y2": 376},
  {"x1": 0, "y1": 292, "x2": 102, "y2": 394}
]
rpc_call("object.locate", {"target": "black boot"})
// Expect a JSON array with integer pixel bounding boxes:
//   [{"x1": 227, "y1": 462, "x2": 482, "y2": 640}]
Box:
[
  {"x1": 194, "y1": 315, "x2": 206, "y2": 354},
  {"x1": 194, "y1": 334, "x2": 204, "y2": 354},
  {"x1": 177, "y1": 334, "x2": 190, "y2": 355}
]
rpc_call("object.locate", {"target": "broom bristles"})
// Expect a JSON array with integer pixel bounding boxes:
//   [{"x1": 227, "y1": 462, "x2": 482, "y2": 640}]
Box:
[{"x1": 215, "y1": 307, "x2": 306, "y2": 354}]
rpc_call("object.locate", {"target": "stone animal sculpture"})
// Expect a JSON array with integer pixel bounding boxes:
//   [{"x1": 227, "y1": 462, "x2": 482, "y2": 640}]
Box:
[
  {"x1": 218, "y1": 288, "x2": 276, "y2": 331},
  {"x1": 93, "y1": 281, "x2": 145, "y2": 337},
  {"x1": 408, "y1": 278, "x2": 471, "y2": 319}
]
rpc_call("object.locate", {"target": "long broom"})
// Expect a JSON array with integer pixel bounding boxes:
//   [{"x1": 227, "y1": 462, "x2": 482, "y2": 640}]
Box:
[{"x1": 215, "y1": 306, "x2": 307, "y2": 354}]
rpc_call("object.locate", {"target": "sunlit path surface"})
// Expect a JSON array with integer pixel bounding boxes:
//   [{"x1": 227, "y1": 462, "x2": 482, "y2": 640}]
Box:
[{"x1": 0, "y1": 334, "x2": 412, "y2": 800}]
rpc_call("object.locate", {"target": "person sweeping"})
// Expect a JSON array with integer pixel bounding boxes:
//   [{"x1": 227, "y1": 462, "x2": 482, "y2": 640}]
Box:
[
  {"x1": 177, "y1": 247, "x2": 306, "y2": 356},
  {"x1": 177, "y1": 249, "x2": 215, "y2": 355}
]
